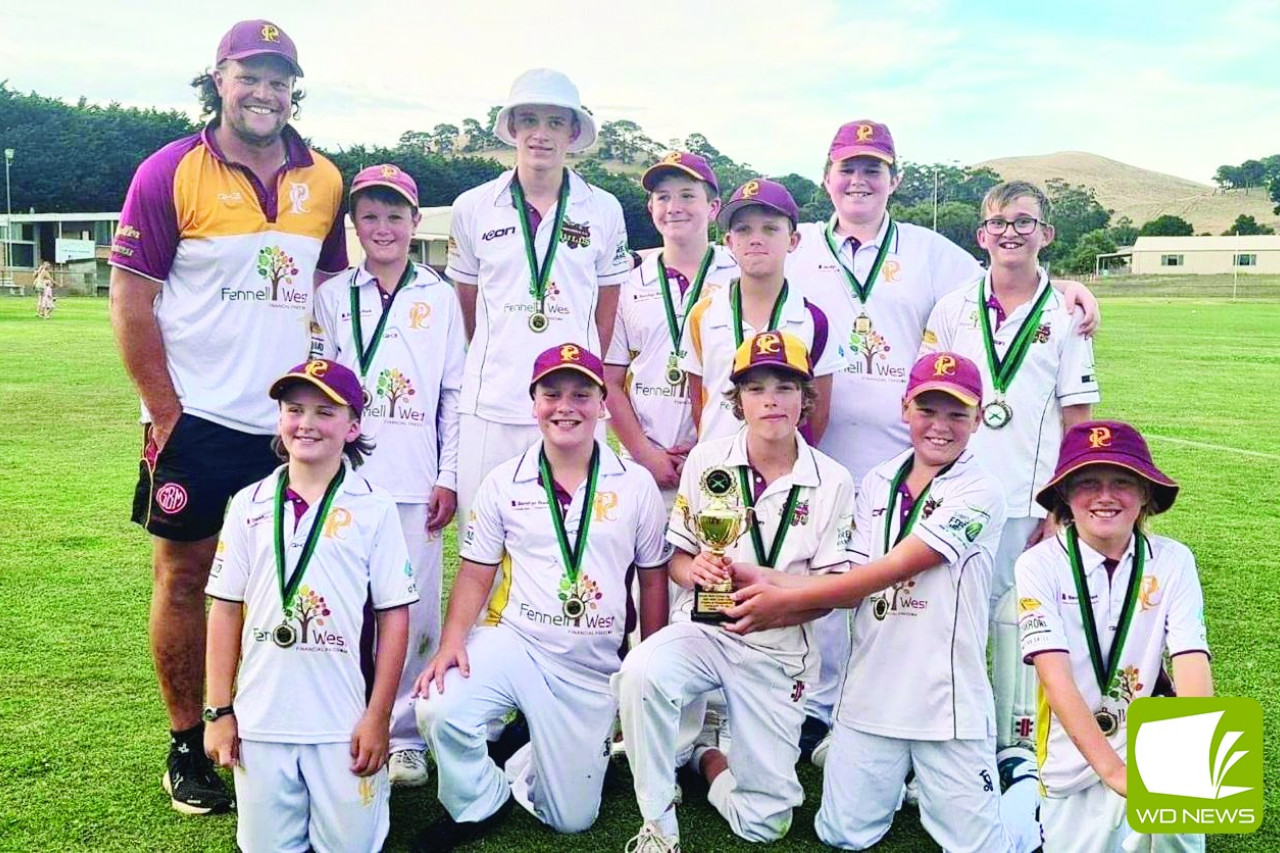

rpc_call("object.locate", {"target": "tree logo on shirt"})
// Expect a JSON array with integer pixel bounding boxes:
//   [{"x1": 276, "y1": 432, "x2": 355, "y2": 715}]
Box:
[
  {"x1": 256, "y1": 246, "x2": 300, "y2": 301},
  {"x1": 285, "y1": 585, "x2": 331, "y2": 645},
  {"x1": 849, "y1": 318, "x2": 892, "y2": 373},
  {"x1": 408, "y1": 302, "x2": 431, "y2": 329},
  {"x1": 558, "y1": 571, "x2": 604, "y2": 623},
  {"x1": 870, "y1": 578, "x2": 926, "y2": 620},
  {"x1": 375, "y1": 368, "x2": 417, "y2": 419}
]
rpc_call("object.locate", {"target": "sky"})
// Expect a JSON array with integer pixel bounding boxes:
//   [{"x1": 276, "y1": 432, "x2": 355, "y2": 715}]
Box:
[{"x1": 4, "y1": 0, "x2": 1278, "y2": 185}]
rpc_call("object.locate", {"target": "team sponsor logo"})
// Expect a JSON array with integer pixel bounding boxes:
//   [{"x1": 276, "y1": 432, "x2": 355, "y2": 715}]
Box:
[
  {"x1": 1107, "y1": 664, "x2": 1144, "y2": 709},
  {"x1": 508, "y1": 280, "x2": 568, "y2": 320},
  {"x1": 288, "y1": 182, "x2": 311, "y2": 215},
  {"x1": 921, "y1": 496, "x2": 942, "y2": 518},
  {"x1": 612, "y1": 239, "x2": 629, "y2": 265},
  {"x1": 790, "y1": 500, "x2": 810, "y2": 526},
  {"x1": 1018, "y1": 609, "x2": 1051, "y2": 641},
  {"x1": 921, "y1": 328, "x2": 937, "y2": 345},
  {"x1": 323, "y1": 507, "x2": 353, "y2": 539},
  {"x1": 791, "y1": 680, "x2": 806, "y2": 703},
  {"x1": 593, "y1": 491, "x2": 618, "y2": 522},
  {"x1": 870, "y1": 577, "x2": 927, "y2": 619},
  {"x1": 1018, "y1": 597, "x2": 1042, "y2": 614},
  {"x1": 517, "y1": 569, "x2": 615, "y2": 631},
  {"x1": 218, "y1": 191, "x2": 244, "y2": 206},
  {"x1": 1089, "y1": 426, "x2": 1113, "y2": 448},
  {"x1": 408, "y1": 302, "x2": 431, "y2": 329},
  {"x1": 561, "y1": 218, "x2": 591, "y2": 249},
  {"x1": 254, "y1": 584, "x2": 348, "y2": 651},
  {"x1": 210, "y1": 540, "x2": 227, "y2": 578},
  {"x1": 368, "y1": 368, "x2": 425, "y2": 423},
  {"x1": 482, "y1": 226, "x2": 515, "y2": 241},
  {"x1": 462, "y1": 510, "x2": 478, "y2": 546},
  {"x1": 1140, "y1": 575, "x2": 1162, "y2": 611},
  {"x1": 843, "y1": 315, "x2": 902, "y2": 380},
  {"x1": 837, "y1": 513, "x2": 855, "y2": 549},
  {"x1": 222, "y1": 246, "x2": 307, "y2": 306},
  {"x1": 1034, "y1": 323, "x2": 1051, "y2": 343},
  {"x1": 156, "y1": 482, "x2": 189, "y2": 515},
  {"x1": 944, "y1": 505, "x2": 990, "y2": 543},
  {"x1": 979, "y1": 768, "x2": 994, "y2": 792}
]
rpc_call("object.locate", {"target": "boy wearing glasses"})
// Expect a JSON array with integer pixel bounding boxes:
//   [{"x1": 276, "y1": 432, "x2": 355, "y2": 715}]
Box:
[{"x1": 921, "y1": 181, "x2": 1099, "y2": 776}]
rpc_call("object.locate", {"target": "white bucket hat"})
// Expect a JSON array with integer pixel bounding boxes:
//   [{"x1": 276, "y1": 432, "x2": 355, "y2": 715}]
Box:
[{"x1": 493, "y1": 68, "x2": 597, "y2": 153}]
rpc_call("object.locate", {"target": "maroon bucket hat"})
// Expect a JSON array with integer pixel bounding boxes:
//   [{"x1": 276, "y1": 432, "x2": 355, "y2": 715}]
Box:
[{"x1": 1035, "y1": 420, "x2": 1179, "y2": 514}]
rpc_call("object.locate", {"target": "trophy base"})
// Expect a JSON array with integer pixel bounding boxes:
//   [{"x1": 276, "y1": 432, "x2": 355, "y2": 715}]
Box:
[{"x1": 691, "y1": 586, "x2": 734, "y2": 624}]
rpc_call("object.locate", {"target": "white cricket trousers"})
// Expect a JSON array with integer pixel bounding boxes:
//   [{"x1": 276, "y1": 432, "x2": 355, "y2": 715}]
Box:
[
  {"x1": 416, "y1": 625, "x2": 616, "y2": 833},
  {"x1": 815, "y1": 722, "x2": 1012, "y2": 853},
  {"x1": 1041, "y1": 782, "x2": 1204, "y2": 853},
  {"x1": 455, "y1": 414, "x2": 542, "y2": 532},
  {"x1": 806, "y1": 608, "x2": 851, "y2": 725},
  {"x1": 615, "y1": 621, "x2": 807, "y2": 843},
  {"x1": 389, "y1": 501, "x2": 443, "y2": 753},
  {"x1": 234, "y1": 740, "x2": 389, "y2": 853}
]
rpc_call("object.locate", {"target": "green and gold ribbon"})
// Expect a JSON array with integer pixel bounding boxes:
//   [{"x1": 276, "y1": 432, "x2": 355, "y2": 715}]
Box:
[
  {"x1": 539, "y1": 444, "x2": 601, "y2": 586},
  {"x1": 823, "y1": 216, "x2": 897, "y2": 305},
  {"x1": 736, "y1": 467, "x2": 802, "y2": 567},
  {"x1": 273, "y1": 466, "x2": 346, "y2": 614},
  {"x1": 729, "y1": 279, "x2": 789, "y2": 348},
  {"x1": 511, "y1": 169, "x2": 572, "y2": 315},
  {"x1": 349, "y1": 261, "x2": 416, "y2": 377},
  {"x1": 1066, "y1": 525, "x2": 1147, "y2": 698}
]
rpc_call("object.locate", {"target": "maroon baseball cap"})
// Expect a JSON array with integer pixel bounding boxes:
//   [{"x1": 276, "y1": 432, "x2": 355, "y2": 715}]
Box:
[
  {"x1": 904, "y1": 352, "x2": 983, "y2": 407},
  {"x1": 216, "y1": 20, "x2": 303, "y2": 77},
  {"x1": 716, "y1": 179, "x2": 799, "y2": 229},
  {"x1": 1036, "y1": 421, "x2": 1179, "y2": 514},
  {"x1": 350, "y1": 164, "x2": 419, "y2": 207},
  {"x1": 270, "y1": 359, "x2": 364, "y2": 418},
  {"x1": 828, "y1": 120, "x2": 895, "y2": 166},
  {"x1": 529, "y1": 343, "x2": 607, "y2": 397},
  {"x1": 641, "y1": 151, "x2": 720, "y2": 196}
]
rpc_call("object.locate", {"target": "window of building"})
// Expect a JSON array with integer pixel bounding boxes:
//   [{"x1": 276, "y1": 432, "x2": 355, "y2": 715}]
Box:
[
  {"x1": 1160, "y1": 254, "x2": 1184, "y2": 267},
  {"x1": 1234, "y1": 253, "x2": 1257, "y2": 267}
]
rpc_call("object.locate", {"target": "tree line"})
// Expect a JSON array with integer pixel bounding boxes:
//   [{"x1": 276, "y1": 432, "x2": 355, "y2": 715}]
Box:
[{"x1": 2, "y1": 82, "x2": 1270, "y2": 272}]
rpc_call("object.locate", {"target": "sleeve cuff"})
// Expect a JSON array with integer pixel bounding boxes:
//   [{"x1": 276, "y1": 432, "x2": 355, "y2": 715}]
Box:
[
  {"x1": 1023, "y1": 647, "x2": 1069, "y2": 664},
  {"x1": 374, "y1": 594, "x2": 419, "y2": 611},
  {"x1": 206, "y1": 592, "x2": 244, "y2": 604},
  {"x1": 435, "y1": 471, "x2": 458, "y2": 492}
]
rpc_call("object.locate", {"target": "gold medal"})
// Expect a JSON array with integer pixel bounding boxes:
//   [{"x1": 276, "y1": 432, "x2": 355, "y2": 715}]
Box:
[
  {"x1": 665, "y1": 354, "x2": 684, "y2": 386},
  {"x1": 982, "y1": 399, "x2": 1013, "y2": 429},
  {"x1": 529, "y1": 311, "x2": 549, "y2": 332},
  {"x1": 1094, "y1": 708, "x2": 1118, "y2": 737},
  {"x1": 854, "y1": 313, "x2": 872, "y2": 335},
  {"x1": 273, "y1": 622, "x2": 298, "y2": 648}
]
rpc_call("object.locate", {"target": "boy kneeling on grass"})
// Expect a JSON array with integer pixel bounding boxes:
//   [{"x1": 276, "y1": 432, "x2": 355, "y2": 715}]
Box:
[
  {"x1": 204, "y1": 359, "x2": 415, "y2": 853},
  {"x1": 1017, "y1": 420, "x2": 1211, "y2": 853},
  {"x1": 411, "y1": 344, "x2": 671, "y2": 852}
]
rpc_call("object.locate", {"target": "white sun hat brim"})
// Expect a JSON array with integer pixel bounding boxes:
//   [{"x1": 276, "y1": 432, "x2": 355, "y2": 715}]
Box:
[{"x1": 493, "y1": 68, "x2": 597, "y2": 154}]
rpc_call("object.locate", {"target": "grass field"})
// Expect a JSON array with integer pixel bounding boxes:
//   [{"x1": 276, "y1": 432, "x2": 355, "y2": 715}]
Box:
[{"x1": 1, "y1": 290, "x2": 1277, "y2": 851}]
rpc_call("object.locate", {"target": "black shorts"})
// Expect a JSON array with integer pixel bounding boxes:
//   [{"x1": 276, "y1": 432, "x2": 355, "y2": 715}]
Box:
[{"x1": 132, "y1": 413, "x2": 279, "y2": 542}]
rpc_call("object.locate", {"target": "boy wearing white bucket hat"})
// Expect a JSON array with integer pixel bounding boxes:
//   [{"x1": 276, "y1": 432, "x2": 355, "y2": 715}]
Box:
[{"x1": 448, "y1": 69, "x2": 631, "y2": 537}]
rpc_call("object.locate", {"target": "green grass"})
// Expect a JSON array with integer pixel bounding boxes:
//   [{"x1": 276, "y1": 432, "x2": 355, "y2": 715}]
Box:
[{"x1": 1, "y1": 291, "x2": 1277, "y2": 851}]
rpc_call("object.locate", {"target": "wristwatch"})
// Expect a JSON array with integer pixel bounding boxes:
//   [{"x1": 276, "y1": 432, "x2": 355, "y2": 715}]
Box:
[{"x1": 202, "y1": 704, "x2": 235, "y2": 723}]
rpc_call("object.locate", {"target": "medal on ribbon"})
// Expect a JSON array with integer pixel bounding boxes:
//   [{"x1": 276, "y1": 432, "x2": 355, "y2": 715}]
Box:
[
  {"x1": 1066, "y1": 525, "x2": 1147, "y2": 737},
  {"x1": 273, "y1": 467, "x2": 346, "y2": 648},
  {"x1": 977, "y1": 273, "x2": 1054, "y2": 430},
  {"x1": 511, "y1": 170, "x2": 571, "y2": 333},
  {"x1": 541, "y1": 444, "x2": 601, "y2": 621},
  {"x1": 658, "y1": 248, "x2": 714, "y2": 386},
  {"x1": 735, "y1": 467, "x2": 803, "y2": 569}
]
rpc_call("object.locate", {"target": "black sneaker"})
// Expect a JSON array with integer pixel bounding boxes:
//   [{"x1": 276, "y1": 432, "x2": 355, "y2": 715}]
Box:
[
  {"x1": 162, "y1": 742, "x2": 235, "y2": 815},
  {"x1": 409, "y1": 796, "x2": 513, "y2": 852},
  {"x1": 486, "y1": 712, "x2": 531, "y2": 769},
  {"x1": 797, "y1": 715, "x2": 830, "y2": 764}
]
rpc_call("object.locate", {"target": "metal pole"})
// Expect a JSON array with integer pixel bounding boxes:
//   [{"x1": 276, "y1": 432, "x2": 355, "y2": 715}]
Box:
[
  {"x1": 3, "y1": 149, "x2": 12, "y2": 287},
  {"x1": 932, "y1": 167, "x2": 939, "y2": 231}
]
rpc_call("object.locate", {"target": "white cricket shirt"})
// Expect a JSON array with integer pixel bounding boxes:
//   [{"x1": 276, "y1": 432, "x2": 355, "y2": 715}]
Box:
[
  {"x1": 835, "y1": 448, "x2": 1007, "y2": 740},
  {"x1": 310, "y1": 262, "x2": 465, "y2": 501},
  {"x1": 461, "y1": 440, "x2": 671, "y2": 690},
  {"x1": 1017, "y1": 531, "x2": 1210, "y2": 796},
  {"x1": 207, "y1": 463, "x2": 418, "y2": 743},
  {"x1": 921, "y1": 268, "x2": 1100, "y2": 518},
  {"x1": 788, "y1": 217, "x2": 982, "y2": 483},
  {"x1": 448, "y1": 169, "x2": 631, "y2": 424},
  {"x1": 680, "y1": 281, "x2": 846, "y2": 442},
  {"x1": 605, "y1": 246, "x2": 739, "y2": 451},
  {"x1": 668, "y1": 430, "x2": 856, "y2": 682}
]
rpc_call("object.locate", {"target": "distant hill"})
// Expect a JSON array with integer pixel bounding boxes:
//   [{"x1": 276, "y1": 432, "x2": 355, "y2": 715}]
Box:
[{"x1": 975, "y1": 151, "x2": 1279, "y2": 236}]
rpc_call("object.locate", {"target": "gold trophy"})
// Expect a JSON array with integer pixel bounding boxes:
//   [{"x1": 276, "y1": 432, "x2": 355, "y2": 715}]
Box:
[{"x1": 681, "y1": 468, "x2": 751, "y2": 623}]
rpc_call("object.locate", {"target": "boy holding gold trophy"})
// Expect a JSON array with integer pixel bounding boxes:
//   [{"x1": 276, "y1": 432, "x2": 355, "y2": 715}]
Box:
[{"x1": 614, "y1": 330, "x2": 855, "y2": 850}]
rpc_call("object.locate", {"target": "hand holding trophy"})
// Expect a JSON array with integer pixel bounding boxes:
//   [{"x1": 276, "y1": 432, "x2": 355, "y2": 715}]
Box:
[{"x1": 681, "y1": 467, "x2": 751, "y2": 623}]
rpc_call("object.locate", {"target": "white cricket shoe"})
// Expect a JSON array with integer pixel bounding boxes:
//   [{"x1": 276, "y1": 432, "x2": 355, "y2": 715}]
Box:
[
  {"x1": 810, "y1": 732, "x2": 833, "y2": 769},
  {"x1": 625, "y1": 821, "x2": 681, "y2": 853},
  {"x1": 388, "y1": 749, "x2": 430, "y2": 787}
]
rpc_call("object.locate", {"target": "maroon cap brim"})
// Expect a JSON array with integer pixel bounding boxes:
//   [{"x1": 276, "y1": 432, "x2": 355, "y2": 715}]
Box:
[
  {"x1": 904, "y1": 381, "x2": 980, "y2": 407},
  {"x1": 222, "y1": 49, "x2": 304, "y2": 77},
  {"x1": 828, "y1": 145, "x2": 894, "y2": 165},
  {"x1": 528, "y1": 365, "x2": 607, "y2": 397},
  {"x1": 642, "y1": 163, "x2": 718, "y2": 195}
]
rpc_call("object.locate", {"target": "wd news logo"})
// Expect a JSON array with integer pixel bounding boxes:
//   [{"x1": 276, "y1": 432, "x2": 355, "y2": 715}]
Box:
[{"x1": 1127, "y1": 697, "x2": 1264, "y2": 834}]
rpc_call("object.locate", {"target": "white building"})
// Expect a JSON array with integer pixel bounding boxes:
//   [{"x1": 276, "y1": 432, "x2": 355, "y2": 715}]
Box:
[{"x1": 1129, "y1": 235, "x2": 1280, "y2": 275}]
